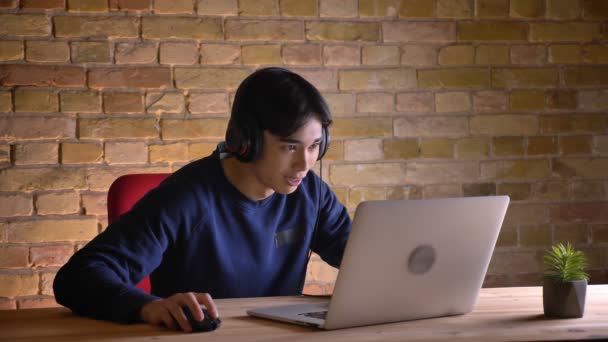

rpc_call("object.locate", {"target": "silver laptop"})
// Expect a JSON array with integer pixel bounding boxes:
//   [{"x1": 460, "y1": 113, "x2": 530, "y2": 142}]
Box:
[{"x1": 247, "y1": 196, "x2": 510, "y2": 330}]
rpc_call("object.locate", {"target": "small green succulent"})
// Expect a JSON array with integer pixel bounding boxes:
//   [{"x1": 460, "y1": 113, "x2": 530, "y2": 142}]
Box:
[{"x1": 543, "y1": 242, "x2": 589, "y2": 282}]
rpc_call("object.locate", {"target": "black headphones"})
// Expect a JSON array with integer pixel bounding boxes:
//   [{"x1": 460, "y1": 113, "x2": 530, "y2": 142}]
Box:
[{"x1": 225, "y1": 119, "x2": 330, "y2": 163}]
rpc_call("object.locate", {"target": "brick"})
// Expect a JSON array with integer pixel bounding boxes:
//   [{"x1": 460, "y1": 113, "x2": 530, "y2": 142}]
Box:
[
  {"x1": 298, "y1": 69, "x2": 337, "y2": 91},
  {"x1": 383, "y1": 138, "x2": 418, "y2": 159},
  {"x1": 60, "y1": 91, "x2": 101, "y2": 113},
  {"x1": 398, "y1": 0, "x2": 433, "y2": 17},
  {"x1": 582, "y1": 0, "x2": 608, "y2": 19},
  {"x1": 546, "y1": 90, "x2": 576, "y2": 110},
  {"x1": 150, "y1": 143, "x2": 189, "y2": 163},
  {"x1": 14, "y1": 89, "x2": 58, "y2": 112},
  {"x1": 0, "y1": 41, "x2": 23, "y2": 61},
  {"x1": 160, "y1": 42, "x2": 198, "y2": 65},
  {"x1": 520, "y1": 225, "x2": 552, "y2": 247},
  {"x1": 19, "y1": 296, "x2": 61, "y2": 309},
  {"x1": 481, "y1": 160, "x2": 550, "y2": 180},
  {"x1": 115, "y1": 42, "x2": 157, "y2": 64},
  {"x1": 61, "y1": 142, "x2": 103, "y2": 164},
  {"x1": 473, "y1": 91, "x2": 507, "y2": 112},
  {"x1": 436, "y1": 0, "x2": 472, "y2": 18},
  {"x1": 0, "y1": 91, "x2": 9, "y2": 112},
  {"x1": 463, "y1": 182, "x2": 496, "y2": 197},
  {"x1": 593, "y1": 225, "x2": 608, "y2": 243},
  {"x1": 306, "y1": 22, "x2": 379, "y2": 42},
  {"x1": 0, "y1": 0, "x2": 14, "y2": 8},
  {"x1": 396, "y1": 92, "x2": 433, "y2": 113},
  {"x1": 497, "y1": 183, "x2": 530, "y2": 201},
  {"x1": 283, "y1": 44, "x2": 320, "y2": 65},
  {"x1": 435, "y1": 92, "x2": 470, "y2": 113},
  {"x1": 323, "y1": 93, "x2": 354, "y2": 115},
  {"x1": 388, "y1": 185, "x2": 421, "y2": 200},
  {"x1": 439, "y1": 45, "x2": 474, "y2": 65},
  {"x1": 197, "y1": 0, "x2": 237, "y2": 15},
  {"x1": 511, "y1": 45, "x2": 546, "y2": 65},
  {"x1": 359, "y1": 0, "x2": 397, "y2": 17},
  {"x1": 488, "y1": 250, "x2": 543, "y2": 275},
  {"x1": 320, "y1": 0, "x2": 357, "y2": 17},
  {"x1": 143, "y1": 17, "x2": 222, "y2": 39},
  {"x1": 54, "y1": 16, "x2": 138, "y2": 38},
  {"x1": 505, "y1": 203, "x2": 548, "y2": 226},
  {"x1": 530, "y1": 181, "x2": 568, "y2": 201},
  {"x1": 339, "y1": 68, "x2": 415, "y2": 90},
  {"x1": 548, "y1": 45, "x2": 581, "y2": 64},
  {"x1": 67, "y1": 0, "x2": 108, "y2": 11},
  {"x1": 0, "y1": 246, "x2": 29, "y2": 268},
  {"x1": 175, "y1": 68, "x2": 249, "y2": 90},
  {"x1": 200, "y1": 44, "x2": 240, "y2": 65},
  {"x1": 344, "y1": 139, "x2": 382, "y2": 161},
  {"x1": 0, "y1": 194, "x2": 32, "y2": 217},
  {"x1": 418, "y1": 68, "x2": 490, "y2": 88},
  {"x1": 154, "y1": 0, "x2": 192, "y2": 13},
  {"x1": 510, "y1": 90, "x2": 544, "y2": 111},
  {"x1": 420, "y1": 138, "x2": 453, "y2": 158},
  {"x1": 583, "y1": 45, "x2": 608, "y2": 64},
  {"x1": 89, "y1": 68, "x2": 171, "y2": 89},
  {"x1": 189, "y1": 93, "x2": 229, "y2": 114},
  {"x1": 238, "y1": 0, "x2": 275, "y2": 15},
  {"x1": 493, "y1": 136, "x2": 524, "y2": 156},
  {"x1": 103, "y1": 92, "x2": 144, "y2": 113},
  {"x1": 570, "y1": 180, "x2": 604, "y2": 200},
  {"x1": 476, "y1": 0, "x2": 508, "y2": 18},
  {"x1": 161, "y1": 119, "x2": 227, "y2": 139},
  {"x1": 105, "y1": 142, "x2": 147, "y2": 164},
  {"x1": 458, "y1": 22, "x2": 527, "y2": 41},
  {"x1": 0, "y1": 14, "x2": 50, "y2": 36},
  {"x1": 510, "y1": 0, "x2": 542, "y2": 18},
  {"x1": 423, "y1": 184, "x2": 462, "y2": 198},
  {"x1": 146, "y1": 92, "x2": 185, "y2": 114},
  {"x1": 189, "y1": 142, "x2": 217, "y2": 160},
  {"x1": 564, "y1": 67, "x2": 608, "y2": 86},
  {"x1": 109, "y1": 0, "x2": 151, "y2": 11},
  {"x1": 23, "y1": 0, "x2": 63, "y2": 7},
  {"x1": 242, "y1": 45, "x2": 282, "y2": 65},
  {"x1": 0, "y1": 273, "x2": 38, "y2": 297},
  {"x1": 530, "y1": 23, "x2": 601, "y2": 42},
  {"x1": 356, "y1": 93, "x2": 393, "y2": 113},
  {"x1": 362, "y1": 45, "x2": 399, "y2": 66},
  {"x1": 550, "y1": 203, "x2": 608, "y2": 224},
  {"x1": 492, "y1": 68, "x2": 559, "y2": 88},
  {"x1": 496, "y1": 227, "x2": 517, "y2": 247},
  {"x1": 527, "y1": 136, "x2": 557, "y2": 155},
  {"x1": 400, "y1": 45, "x2": 436, "y2": 66},
  {"x1": 348, "y1": 187, "x2": 387, "y2": 209},
  {"x1": 280, "y1": 0, "x2": 317, "y2": 16},
  {"x1": 595, "y1": 136, "x2": 608, "y2": 154},
  {"x1": 79, "y1": 118, "x2": 158, "y2": 139},
  {"x1": 71, "y1": 42, "x2": 111, "y2": 63},
  {"x1": 408, "y1": 162, "x2": 478, "y2": 183},
  {"x1": 540, "y1": 114, "x2": 607, "y2": 134},
  {"x1": 559, "y1": 135, "x2": 592, "y2": 155},
  {"x1": 554, "y1": 224, "x2": 589, "y2": 245},
  {"x1": 330, "y1": 163, "x2": 406, "y2": 186},
  {"x1": 323, "y1": 45, "x2": 359, "y2": 66},
  {"x1": 14, "y1": 143, "x2": 58, "y2": 165},
  {"x1": 81, "y1": 192, "x2": 107, "y2": 215},
  {"x1": 330, "y1": 118, "x2": 392, "y2": 138},
  {"x1": 384, "y1": 22, "x2": 455, "y2": 43},
  {"x1": 36, "y1": 192, "x2": 80, "y2": 215},
  {"x1": 456, "y1": 138, "x2": 489, "y2": 159},
  {"x1": 0, "y1": 168, "x2": 86, "y2": 191},
  {"x1": 25, "y1": 41, "x2": 69, "y2": 63},
  {"x1": 395, "y1": 116, "x2": 468, "y2": 138},
  {"x1": 0, "y1": 117, "x2": 75, "y2": 140},
  {"x1": 0, "y1": 65, "x2": 86, "y2": 87},
  {"x1": 85, "y1": 166, "x2": 169, "y2": 191},
  {"x1": 546, "y1": 0, "x2": 580, "y2": 19},
  {"x1": 471, "y1": 115, "x2": 538, "y2": 136},
  {"x1": 8, "y1": 218, "x2": 98, "y2": 243},
  {"x1": 324, "y1": 140, "x2": 343, "y2": 161},
  {"x1": 40, "y1": 273, "x2": 56, "y2": 296},
  {"x1": 226, "y1": 20, "x2": 302, "y2": 41},
  {"x1": 475, "y1": 45, "x2": 509, "y2": 64}
]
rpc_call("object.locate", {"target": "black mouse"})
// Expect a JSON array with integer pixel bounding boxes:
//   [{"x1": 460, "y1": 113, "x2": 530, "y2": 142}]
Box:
[{"x1": 178, "y1": 305, "x2": 221, "y2": 332}]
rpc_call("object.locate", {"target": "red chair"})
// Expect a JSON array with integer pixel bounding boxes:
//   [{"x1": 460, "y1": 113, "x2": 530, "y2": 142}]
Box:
[{"x1": 107, "y1": 173, "x2": 171, "y2": 293}]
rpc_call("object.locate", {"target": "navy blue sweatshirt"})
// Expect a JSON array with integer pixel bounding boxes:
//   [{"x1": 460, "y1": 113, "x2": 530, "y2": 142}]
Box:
[{"x1": 53, "y1": 151, "x2": 351, "y2": 323}]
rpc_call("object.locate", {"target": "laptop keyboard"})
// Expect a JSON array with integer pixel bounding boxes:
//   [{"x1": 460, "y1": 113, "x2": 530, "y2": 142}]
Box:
[{"x1": 299, "y1": 311, "x2": 327, "y2": 320}]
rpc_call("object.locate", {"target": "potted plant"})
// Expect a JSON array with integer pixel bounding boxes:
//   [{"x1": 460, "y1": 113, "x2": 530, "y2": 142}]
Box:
[{"x1": 542, "y1": 242, "x2": 589, "y2": 318}]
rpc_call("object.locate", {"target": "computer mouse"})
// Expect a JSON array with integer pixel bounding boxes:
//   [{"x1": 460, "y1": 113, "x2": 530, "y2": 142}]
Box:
[{"x1": 179, "y1": 305, "x2": 221, "y2": 332}]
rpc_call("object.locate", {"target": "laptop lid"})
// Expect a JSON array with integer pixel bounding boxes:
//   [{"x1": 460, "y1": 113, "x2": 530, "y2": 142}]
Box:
[{"x1": 248, "y1": 196, "x2": 510, "y2": 330}]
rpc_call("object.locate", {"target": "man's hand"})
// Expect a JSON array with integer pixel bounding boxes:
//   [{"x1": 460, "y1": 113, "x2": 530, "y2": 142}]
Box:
[{"x1": 139, "y1": 292, "x2": 219, "y2": 333}]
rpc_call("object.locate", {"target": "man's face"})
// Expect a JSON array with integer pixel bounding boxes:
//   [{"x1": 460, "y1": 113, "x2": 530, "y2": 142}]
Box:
[{"x1": 251, "y1": 117, "x2": 323, "y2": 196}]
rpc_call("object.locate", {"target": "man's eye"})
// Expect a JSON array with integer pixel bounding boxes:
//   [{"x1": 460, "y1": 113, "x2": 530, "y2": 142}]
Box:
[
  {"x1": 309, "y1": 143, "x2": 320, "y2": 151},
  {"x1": 284, "y1": 145, "x2": 297, "y2": 151}
]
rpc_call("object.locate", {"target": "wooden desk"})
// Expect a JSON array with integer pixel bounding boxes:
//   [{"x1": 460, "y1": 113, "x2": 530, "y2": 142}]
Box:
[{"x1": 2, "y1": 286, "x2": 608, "y2": 341}]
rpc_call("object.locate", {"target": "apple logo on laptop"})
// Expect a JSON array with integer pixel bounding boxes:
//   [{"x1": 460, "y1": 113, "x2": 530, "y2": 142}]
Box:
[{"x1": 408, "y1": 245, "x2": 436, "y2": 275}]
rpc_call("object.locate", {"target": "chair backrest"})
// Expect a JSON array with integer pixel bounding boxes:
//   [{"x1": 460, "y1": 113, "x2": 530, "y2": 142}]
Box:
[{"x1": 107, "y1": 173, "x2": 171, "y2": 293}]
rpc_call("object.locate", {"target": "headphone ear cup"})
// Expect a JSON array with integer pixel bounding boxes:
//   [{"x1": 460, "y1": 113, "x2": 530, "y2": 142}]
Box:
[
  {"x1": 317, "y1": 126, "x2": 329, "y2": 161},
  {"x1": 226, "y1": 124, "x2": 252, "y2": 162}
]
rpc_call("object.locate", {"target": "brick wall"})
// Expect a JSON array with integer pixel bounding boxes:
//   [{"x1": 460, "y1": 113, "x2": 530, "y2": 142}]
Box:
[{"x1": 0, "y1": 0, "x2": 607, "y2": 310}]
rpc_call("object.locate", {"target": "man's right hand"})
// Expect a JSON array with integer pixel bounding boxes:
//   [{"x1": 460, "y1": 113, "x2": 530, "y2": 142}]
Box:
[{"x1": 139, "y1": 292, "x2": 219, "y2": 333}]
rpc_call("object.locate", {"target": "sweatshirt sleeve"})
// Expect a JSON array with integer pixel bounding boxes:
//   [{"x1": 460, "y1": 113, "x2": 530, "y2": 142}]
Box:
[{"x1": 53, "y1": 180, "x2": 195, "y2": 323}]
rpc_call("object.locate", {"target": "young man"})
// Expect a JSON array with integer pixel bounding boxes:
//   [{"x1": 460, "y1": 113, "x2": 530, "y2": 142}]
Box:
[{"x1": 53, "y1": 67, "x2": 352, "y2": 332}]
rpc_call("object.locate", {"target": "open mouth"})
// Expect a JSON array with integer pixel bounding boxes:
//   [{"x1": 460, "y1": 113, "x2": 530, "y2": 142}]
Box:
[{"x1": 286, "y1": 177, "x2": 302, "y2": 187}]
